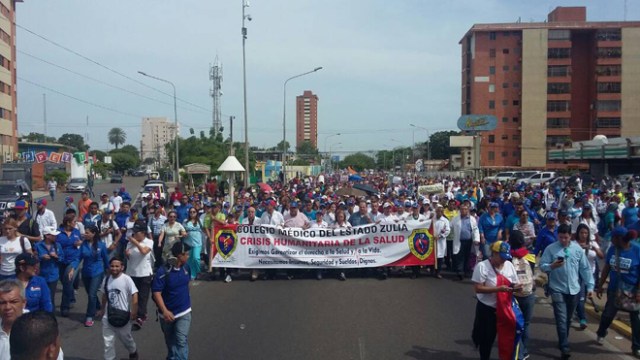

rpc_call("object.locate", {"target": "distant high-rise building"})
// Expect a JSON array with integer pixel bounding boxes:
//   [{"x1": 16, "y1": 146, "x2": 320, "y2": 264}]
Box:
[
  {"x1": 295, "y1": 90, "x2": 319, "y2": 149},
  {"x1": 460, "y1": 6, "x2": 640, "y2": 169},
  {"x1": 140, "y1": 117, "x2": 177, "y2": 165},
  {"x1": 2, "y1": 1, "x2": 21, "y2": 162}
]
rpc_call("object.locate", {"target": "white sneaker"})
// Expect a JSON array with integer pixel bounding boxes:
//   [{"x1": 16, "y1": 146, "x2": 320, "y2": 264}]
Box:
[
  {"x1": 225, "y1": 274, "x2": 232, "y2": 283},
  {"x1": 597, "y1": 336, "x2": 605, "y2": 345}
]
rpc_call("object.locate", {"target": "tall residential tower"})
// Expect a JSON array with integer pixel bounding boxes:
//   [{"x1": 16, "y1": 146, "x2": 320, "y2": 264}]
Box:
[{"x1": 295, "y1": 90, "x2": 319, "y2": 149}]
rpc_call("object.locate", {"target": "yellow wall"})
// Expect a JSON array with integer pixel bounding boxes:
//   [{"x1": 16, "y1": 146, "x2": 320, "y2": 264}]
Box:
[
  {"x1": 520, "y1": 29, "x2": 548, "y2": 168},
  {"x1": 622, "y1": 28, "x2": 640, "y2": 137}
]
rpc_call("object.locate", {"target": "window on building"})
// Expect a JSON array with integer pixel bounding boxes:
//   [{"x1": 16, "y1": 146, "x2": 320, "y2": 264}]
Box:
[
  {"x1": 488, "y1": 151, "x2": 495, "y2": 160},
  {"x1": 548, "y1": 29, "x2": 571, "y2": 40},
  {"x1": 489, "y1": 66, "x2": 495, "y2": 75},
  {"x1": 548, "y1": 65, "x2": 570, "y2": 77},
  {"x1": 595, "y1": 117, "x2": 621, "y2": 128},
  {"x1": 596, "y1": 29, "x2": 622, "y2": 41},
  {"x1": 597, "y1": 82, "x2": 622, "y2": 93},
  {"x1": 547, "y1": 82, "x2": 571, "y2": 94},
  {"x1": 547, "y1": 118, "x2": 570, "y2": 128},
  {"x1": 489, "y1": 49, "x2": 496, "y2": 58},
  {"x1": 513, "y1": 82, "x2": 520, "y2": 88},
  {"x1": 503, "y1": 65, "x2": 509, "y2": 71},
  {"x1": 502, "y1": 117, "x2": 508, "y2": 123},
  {"x1": 502, "y1": 100, "x2": 508, "y2": 106},
  {"x1": 488, "y1": 135, "x2": 495, "y2": 143},
  {"x1": 595, "y1": 65, "x2": 622, "y2": 76},
  {"x1": 597, "y1": 47, "x2": 622, "y2": 58},
  {"x1": 514, "y1": 47, "x2": 522, "y2": 55},
  {"x1": 513, "y1": 117, "x2": 519, "y2": 123},
  {"x1": 513, "y1": 100, "x2": 520, "y2": 106},
  {"x1": 503, "y1": 31, "x2": 510, "y2": 37},
  {"x1": 596, "y1": 100, "x2": 622, "y2": 111},
  {"x1": 489, "y1": 84, "x2": 495, "y2": 93},
  {"x1": 501, "y1": 134, "x2": 508, "y2": 140},
  {"x1": 548, "y1": 48, "x2": 571, "y2": 59},
  {"x1": 513, "y1": 64, "x2": 520, "y2": 71},
  {"x1": 547, "y1": 100, "x2": 571, "y2": 112},
  {"x1": 489, "y1": 100, "x2": 495, "y2": 109},
  {"x1": 502, "y1": 48, "x2": 509, "y2": 54},
  {"x1": 489, "y1": 31, "x2": 496, "y2": 40},
  {"x1": 546, "y1": 136, "x2": 567, "y2": 146},
  {"x1": 502, "y1": 82, "x2": 509, "y2": 88},
  {"x1": 512, "y1": 135, "x2": 521, "y2": 141},
  {"x1": 501, "y1": 151, "x2": 508, "y2": 157},
  {"x1": 513, "y1": 151, "x2": 520, "y2": 157}
]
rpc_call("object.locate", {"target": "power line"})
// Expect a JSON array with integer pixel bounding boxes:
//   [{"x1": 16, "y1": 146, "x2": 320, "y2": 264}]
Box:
[
  {"x1": 16, "y1": 23, "x2": 211, "y2": 113},
  {"x1": 19, "y1": 50, "x2": 210, "y2": 116}
]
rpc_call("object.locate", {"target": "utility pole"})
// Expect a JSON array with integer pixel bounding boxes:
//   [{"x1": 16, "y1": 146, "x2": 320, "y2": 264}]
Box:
[
  {"x1": 229, "y1": 116, "x2": 235, "y2": 156},
  {"x1": 242, "y1": 0, "x2": 251, "y2": 187}
]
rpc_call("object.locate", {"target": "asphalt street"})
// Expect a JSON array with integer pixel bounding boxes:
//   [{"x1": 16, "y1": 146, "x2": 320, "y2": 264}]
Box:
[{"x1": 40, "y1": 176, "x2": 636, "y2": 360}]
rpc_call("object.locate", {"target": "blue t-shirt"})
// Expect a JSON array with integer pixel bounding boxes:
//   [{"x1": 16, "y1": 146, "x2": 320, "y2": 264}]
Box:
[
  {"x1": 175, "y1": 205, "x2": 192, "y2": 224},
  {"x1": 152, "y1": 265, "x2": 191, "y2": 316},
  {"x1": 478, "y1": 213, "x2": 504, "y2": 243},
  {"x1": 606, "y1": 243, "x2": 640, "y2": 291},
  {"x1": 622, "y1": 207, "x2": 640, "y2": 228},
  {"x1": 25, "y1": 276, "x2": 53, "y2": 313}
]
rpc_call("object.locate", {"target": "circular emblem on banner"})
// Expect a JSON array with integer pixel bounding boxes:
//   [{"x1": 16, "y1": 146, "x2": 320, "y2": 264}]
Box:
[
  {"x1": 215, "y1": 228, "x2": 238, "y2": 259},
  {"x1": 408, "y1": 229, "x2": 433, "y2": 260}
]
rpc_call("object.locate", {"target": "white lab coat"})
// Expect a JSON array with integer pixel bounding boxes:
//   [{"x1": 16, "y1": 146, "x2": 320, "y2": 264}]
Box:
[
  {"x1": 433, "y1": 216, "x2": 451, "y2": 259},
  {"x1": 450, "y1": 215, "x2": 480, "y2": 255}
]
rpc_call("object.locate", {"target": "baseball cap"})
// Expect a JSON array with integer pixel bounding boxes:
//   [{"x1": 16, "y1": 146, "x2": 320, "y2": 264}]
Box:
[
  {"x1": 404, "y1": 201, "x2": 412, "y2": 207},
  {"x1": 490, "y1": 202, "x2": 500, "y2": 208},
  {"x1": 491, "y1": 241, "x2": 513, "y2": 261},
  {"x1": 290, "y1": 201, "x2": 298, "y2": 208},
  {"x1": 558, "y1": 209, "x2": 569, "y2": 217},
  {"x1": 113, "y1": 188, "x2": 119, "y2": 193},
  {"x1": 511, "y1": 192, "x2": 520, "y2": 199},
  {"x1": 101, "y1": 193, "x2": 108, "y2": 197},
  {"x1": 36, "y1": 199, "x2": 47, "y2": 206},
  {"x1": 15, "y1": 253, "x2": 38, "y2": 267},
  {"x1": 14, "y1": 200, "x2": 27, "y2": 210},
  {"x1": 411, "y1": 202, "x2": 419, "y2": 208},
  {"x1": 104, "y1": 208, "x2": 113, "y2": 214},
  {"x1": 65, "y1": 196, "x2": 74, "y2": 203},
  {"x1": 545, "y1": 212, "x2": 557, "y2": 220},
  {"x1": 551, "y1": 202, "x2": 559, "y2": 210},
  {"x1": 613, "y1": 226, "x2": 629, "y2": 237},
  {"x1": 42, "y1": 226, "x2": 60, "y2": 236},
  {"x1": 383, "y1": 202, "x2": 392, "y2": 209},
  {"x1": 422, "y1": 199, "x2": 430, "y2": 205}
]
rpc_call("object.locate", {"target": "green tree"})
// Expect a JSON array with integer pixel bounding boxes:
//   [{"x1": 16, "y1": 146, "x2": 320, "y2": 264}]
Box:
[
  {"x1": 58, "y1": 133, "x2": 89, "y2": 151},
  {"x1": 143, "y1": 157, "x2": 156, "y2": 165},
  {"x1": 111, "y1": 153, "x2": 138, "y2": 173},
  {"x1": 340, "y1": 152, "x2": 376, "y2": 171},
  {"x1": 110, "y1": 144, "x2": 139, "y2": 159},
  {"x1": 90, "y1": 150, "x2": 108, "y2": 162},
  {"x1": 423, "y1": 130, "x2": 461, "y2": 160},
  {"x1": 23, "y1": 132, "x2": 56, "y2": 143},
  {"x1": 267, "y1": 140, "x2": 290, "y2": 153},
  {"x1": 108, "y1": 127, "x2": 126, "y2": 149}
]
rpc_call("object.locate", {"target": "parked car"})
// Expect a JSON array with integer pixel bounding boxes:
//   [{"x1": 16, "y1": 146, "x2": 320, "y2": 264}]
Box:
[
  {"x1": 517, "y1": 171, "x2": 557, "y2": 185},
  {"x1": 65, "y1": 178, "x2": 88, "y2": 193},
  {"x1": 110, "y1": 174, "x2": 123, "y2": 183},
  {"x1": 513, "y1": 171, "x2": 540, "y2": 180},
  {"x1": 0, "y1": 180, "x2": 32, "y2": 221},
  {"x1": 493, "y1": 172, "x2": 518, "y2": 183}
]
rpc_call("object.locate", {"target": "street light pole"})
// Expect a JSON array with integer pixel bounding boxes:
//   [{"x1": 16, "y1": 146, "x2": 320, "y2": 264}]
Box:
[
  {"x1": 138, "y1": 71, "x2": 180, "y2": 183},
  {"x1": 242, "y1": 0, "x2": 251, "y2": 187},
  {"x1": 324, "y1": 133, "x2": 340, "y2": 171},
  {"x1": 329, "y1": 142, "x2": 341, "y2": 173},
  {"x1": 282, "y1": 66, "x2": 323, "y2": 184},
  {"x1": 410, "y1": 123, "x2": 431, "y2": 161}
]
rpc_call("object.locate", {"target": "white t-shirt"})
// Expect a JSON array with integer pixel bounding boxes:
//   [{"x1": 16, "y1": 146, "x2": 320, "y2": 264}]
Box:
[
  {"x1": 0, "y1": 237, "x2": 31, "y2": 276},
  {"x1": 126, "y1": 238, "x2": 154, "y2": 278},
  {"x1": 584, "y1": 241, "x2": 600, "y2": 275},
  {"x1": 110, "y1": 195, "x2": 123, "y2": 213},
  {"x1": 471, "y1": 259, "x2": 519, "y2": 308},
  {"x1": 100, "y1": 273, "x2": 138, "y2": 315},
  {"x1": 99, "y1": 219, "x2": 118, "y2": 249}
]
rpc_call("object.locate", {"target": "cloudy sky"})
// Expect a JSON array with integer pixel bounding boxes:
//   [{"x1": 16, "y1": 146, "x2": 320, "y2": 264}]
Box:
[{"x1": 15, "y1": 0, "x2": 638, "y2": 154}]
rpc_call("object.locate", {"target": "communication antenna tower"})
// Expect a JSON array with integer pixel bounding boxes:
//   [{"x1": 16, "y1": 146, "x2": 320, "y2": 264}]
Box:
[{"x1": 210, "y1": 56, "x2": 223, "y2": 136}]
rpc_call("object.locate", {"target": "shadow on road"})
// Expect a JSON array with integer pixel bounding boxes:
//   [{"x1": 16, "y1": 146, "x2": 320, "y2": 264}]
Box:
[{"x1": 406, "y1": 345, "x2": 476, "y2": 360}]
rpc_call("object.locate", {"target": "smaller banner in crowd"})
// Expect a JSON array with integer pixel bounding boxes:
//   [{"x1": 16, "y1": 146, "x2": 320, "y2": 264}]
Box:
[
  {"x1": 18, "y1": 151, "x2": 73, "y2": 164},
  {"x1": 417, "y1": 184, "x2": 444, "y2": 196},
  {"x1": 211, "y1": 223, "x2": 436, "y2": 269}
]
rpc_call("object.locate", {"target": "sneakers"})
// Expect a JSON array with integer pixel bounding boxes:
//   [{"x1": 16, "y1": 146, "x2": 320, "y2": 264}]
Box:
[
  {"x1": 597, "y1": 336, "x2": 605, "y2": 344},
  {"x1": 224, "y1": 274, "x2": 232, "y2": 283},
  {"x1": 338, "y1": 272, "x2": 347, "y2": 281},
  {"x1": 84, "y1": 318, "x2": 94, "y2": 327},
  {"x1": 579, "y1": 319, "x2": 587, "y2": 330},
  {"x1": 129, "y1": 351, "x2": 139, "y2": 359}
]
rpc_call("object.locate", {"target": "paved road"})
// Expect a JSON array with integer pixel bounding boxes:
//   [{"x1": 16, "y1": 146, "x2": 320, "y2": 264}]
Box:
[{"x1": 44, "y1": 177, "x2": 637, "y2": 360}]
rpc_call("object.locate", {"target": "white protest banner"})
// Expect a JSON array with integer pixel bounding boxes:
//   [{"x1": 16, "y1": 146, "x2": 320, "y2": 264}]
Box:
[
  {"x1": 418, "y1": 184, "x2": 445, "y2": 196},
  {"x1": 211, "y1": 223, "x2": 436, "y2": 269}
]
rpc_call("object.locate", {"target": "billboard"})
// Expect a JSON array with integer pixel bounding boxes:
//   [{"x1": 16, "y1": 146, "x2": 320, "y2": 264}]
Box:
[{"x1": 457, "y1": 115, "x2": 498, "y2": 132}]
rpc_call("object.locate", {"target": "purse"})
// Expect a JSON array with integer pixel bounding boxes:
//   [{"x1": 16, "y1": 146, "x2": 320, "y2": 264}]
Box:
[
  {"x1": 614, "y1": 248, "x2": 640, "y2": 312},
  {"x1": 104, "y1": 275, "x2": 131, "y2": 327}
]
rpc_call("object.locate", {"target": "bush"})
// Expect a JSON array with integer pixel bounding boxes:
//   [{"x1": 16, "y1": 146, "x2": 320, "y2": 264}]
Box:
[{"x1": 44, "y1": 170, "x2": 69, "y2": 186}]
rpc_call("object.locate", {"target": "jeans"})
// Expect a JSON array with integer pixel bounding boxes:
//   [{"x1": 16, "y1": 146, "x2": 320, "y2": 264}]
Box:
[
  {"x1": 160, "y1": 312, "x2": 191, "y2": 360},
  {"x1": 550, "y1": 291, "x2": 579, "y2": 353},
  {"x1": 82, "y1": 273, "x2": 103, "y2": 318},
  {"x1": 49, "y1": 189, "x2": 56, "y2": 201},
  {"x1": 187, "y1": 246, "x2": 201, "y2": 280},
  {"x1": 47, "y1": 281, "x2": 57, "y2": 310},
  {"x1": 455, "y1": 240, "x2": 473, "y2": 275},
  {"x1": 576, "y1": 280, "x2": 587, "y2": 321},
  {"x1": 481, "y1": 242, "x2": 493, "y2": 260},
  {"x1": 131, "y1": 276, "x2": 153, "y2": 319},
  {"x1": 515, "y1": 294, "x2": 536, "y2": 358},
  {"x1": 597, "y1": 289, "x2": 640, "y2": 351},
  {"x1": 60, "y1": 263, "x2": 79, "y2": 312},
  {"x1": 0, "y1": 274, "x2": 16, "y2": 281},
  {"x1": 444, "y1": 240, "x2": 453, "y2": 269},
  {"x1": 153, "y1": 235, "x2": 164, "y2": 268}
]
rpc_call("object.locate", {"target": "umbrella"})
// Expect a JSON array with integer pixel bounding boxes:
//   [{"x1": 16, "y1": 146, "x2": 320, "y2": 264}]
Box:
[
  {"x1": 335, "y1": 187, "x2": 367, "y2": 197},
  {"x1": 353, "y1": 183, "x2": 378, "y2": 195},
  {"x1": 258, "y1": 182, "x2": 273, "y2": 193},
  {"x1": 348, "y1": 174, "x2": 362, "y2": 182}
]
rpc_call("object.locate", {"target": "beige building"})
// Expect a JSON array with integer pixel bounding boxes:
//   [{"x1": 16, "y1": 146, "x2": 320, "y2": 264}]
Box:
[
  {"x1": 0, "y1": 0, "x2": 20, "y2": 163},
  {"x1": 140, "y1": 117, "x2": 177, "y2": 165}
]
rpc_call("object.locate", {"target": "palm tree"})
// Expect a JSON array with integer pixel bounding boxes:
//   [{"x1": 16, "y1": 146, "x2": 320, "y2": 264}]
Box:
[{"x1": 108, "y1": 127, "x2": 126, "y2": 149}]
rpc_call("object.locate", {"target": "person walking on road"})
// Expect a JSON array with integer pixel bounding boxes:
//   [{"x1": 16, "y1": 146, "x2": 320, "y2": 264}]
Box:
[
  {"x1": 34, "y1": 200, "x2": 57, "y2": 242},
  {"x1": 152, "y1": 241, "x2": 192, "y2": 360},
  {"x1": 47, "y1": 179, "x2": 57, "y2": 202},
  {"x1": 596, "y1": 226, "x2": 640, "y2": 357},
  {"x1": 125, "y1": 222, "x2": 154, "y2": 330},
  {"x1": 79, "y1": 225, "x2": 109, "y2": 327},
  {"x1": 57, "y1": 215, "x2": 82, "y2": 317},
  {"x1": 35, "y1": 227, "x2": 64, "y2": 310},
  {"x1": 96, "y1": 257, "x2": 139, "y2": 360},
  {"x1": 540, "y1": 223, "x2": 594, "y2": 359},
  {"x1": 15, "y1": 253, "x2": 53, "y2": 313}
]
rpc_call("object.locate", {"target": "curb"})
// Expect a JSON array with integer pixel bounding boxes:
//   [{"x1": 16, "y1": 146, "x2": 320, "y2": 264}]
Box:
[{"x1": 585, "y1": 303, "x2": 633, "y2": 339}]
